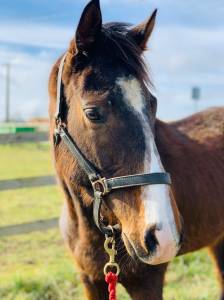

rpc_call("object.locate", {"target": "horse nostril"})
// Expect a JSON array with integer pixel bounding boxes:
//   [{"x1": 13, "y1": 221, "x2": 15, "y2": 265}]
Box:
[{"x1": 144, "y1": 226, "x2": 159, "y2": 254}]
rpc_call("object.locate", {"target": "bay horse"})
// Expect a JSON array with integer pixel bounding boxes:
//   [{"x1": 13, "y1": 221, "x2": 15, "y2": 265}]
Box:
[{"x1": 49, "y1": 0, "x2": 224, "y2": 299}]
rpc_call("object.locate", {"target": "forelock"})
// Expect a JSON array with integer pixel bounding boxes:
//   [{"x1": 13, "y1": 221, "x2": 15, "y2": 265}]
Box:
[
  {"x1": 101, "y1": 22, "x2": 149, "y2": 82},
  {"x1": 72, "y1": 22, "x2": 152, "y2": 86}
]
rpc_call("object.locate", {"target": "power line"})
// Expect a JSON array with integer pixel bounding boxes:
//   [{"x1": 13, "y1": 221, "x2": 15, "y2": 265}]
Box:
[{"x1": 5, "y1": 63, "x2": 11, "y2": 122}]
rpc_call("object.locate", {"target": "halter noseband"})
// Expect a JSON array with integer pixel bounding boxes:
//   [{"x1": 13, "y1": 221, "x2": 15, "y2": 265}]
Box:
[{"x1": 54, "y1": 53, "x2": 172, "y2": 236}]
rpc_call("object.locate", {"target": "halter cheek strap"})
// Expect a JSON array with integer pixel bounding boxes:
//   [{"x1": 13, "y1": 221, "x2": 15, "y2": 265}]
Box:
[{"x1": 54, "y1": 53, "x2": 172, "y2": 236}]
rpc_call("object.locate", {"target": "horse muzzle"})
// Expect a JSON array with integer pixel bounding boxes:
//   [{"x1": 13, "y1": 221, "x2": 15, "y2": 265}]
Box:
[{"x1": 123, "y1": 221, "x2": 181, "y2": 265}]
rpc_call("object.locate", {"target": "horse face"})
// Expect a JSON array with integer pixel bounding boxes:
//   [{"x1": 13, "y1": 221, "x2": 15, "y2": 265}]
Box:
[{"x1": 54, "y1": 0, "x2": 182, "y2": 265}]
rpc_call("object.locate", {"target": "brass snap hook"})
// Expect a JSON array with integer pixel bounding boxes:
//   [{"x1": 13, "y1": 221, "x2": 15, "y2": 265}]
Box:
[{"x1": 104, "y1": 235, "x2": 120, "y2": 276}]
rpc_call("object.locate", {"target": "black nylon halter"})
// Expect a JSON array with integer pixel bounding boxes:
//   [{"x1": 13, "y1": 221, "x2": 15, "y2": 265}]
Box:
[{"x1": 54, "y1": 53, "x2": 172, "y2": 236}]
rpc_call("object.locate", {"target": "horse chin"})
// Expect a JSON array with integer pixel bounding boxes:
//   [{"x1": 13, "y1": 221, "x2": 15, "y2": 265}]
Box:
[{"x1": 122, "y1": 232, "x2": 140, "y2": 261}]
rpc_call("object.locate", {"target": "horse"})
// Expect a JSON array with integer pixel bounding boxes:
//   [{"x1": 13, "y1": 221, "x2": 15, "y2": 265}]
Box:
[{"x1": 48, "y1": 1, "x2": 224, "y2": 299}]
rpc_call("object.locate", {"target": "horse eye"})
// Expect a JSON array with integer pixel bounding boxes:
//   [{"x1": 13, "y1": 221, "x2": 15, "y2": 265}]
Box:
[{"x1": 84, "y1": 108, "x2": 103, "y2": 122}]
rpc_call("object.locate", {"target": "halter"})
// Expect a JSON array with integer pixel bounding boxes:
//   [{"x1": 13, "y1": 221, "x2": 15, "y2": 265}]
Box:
[{"x1": 54, "y1": 53, "x2": 172, "y2": 236}]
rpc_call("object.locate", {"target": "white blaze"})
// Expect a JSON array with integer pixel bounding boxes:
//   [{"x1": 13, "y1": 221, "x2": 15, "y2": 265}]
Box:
[{"x1": 117, "y1": 77, "x2": 180, "y2": 265}]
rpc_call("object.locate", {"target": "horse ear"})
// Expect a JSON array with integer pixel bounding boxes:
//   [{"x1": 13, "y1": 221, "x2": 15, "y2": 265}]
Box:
[
  {"x1": 75, "y1": 0, "x2": 102, "y2": 52},
  {"x1": 129, "y1": 9, "x2": 157, "y2": 51}
]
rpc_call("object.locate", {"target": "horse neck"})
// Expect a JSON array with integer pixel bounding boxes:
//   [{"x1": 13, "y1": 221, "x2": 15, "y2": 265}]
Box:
[
  {"x1": 68, "y1": 191, "x2": 105, "y2": 245},
  {"x1": 155, "y1": 119, "x2": 185, "y2": 168},
  {"x1": 154, "y1": 119, "x2": 223, "y2": 201},
  {"x1": 154, "y1": 119, "x2": 201, "y2": 196}
]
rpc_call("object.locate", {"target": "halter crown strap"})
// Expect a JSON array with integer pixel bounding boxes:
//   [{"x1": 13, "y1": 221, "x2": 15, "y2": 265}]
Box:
[
  {"x1": 54, "y1": 53, "x2": 172, "y2": 236},
  {"x1": 55, "y1": 53, "x2": 67, "y2": 121}
]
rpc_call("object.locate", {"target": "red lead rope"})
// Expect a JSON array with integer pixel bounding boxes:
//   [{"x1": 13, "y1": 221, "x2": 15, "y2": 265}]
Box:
[{"x1": 105, "y1": 272, "x2": 118, "y2": 300}]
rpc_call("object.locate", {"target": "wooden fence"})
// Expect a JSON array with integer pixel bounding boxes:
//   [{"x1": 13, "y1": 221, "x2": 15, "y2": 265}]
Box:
[
  {"x1": 0, "y1": 218, "x2": 58, "y2": 237},
  {"x1": 0, "y1": 175, "x2": 56, "y2": 191},
  {"x1": 0, "y1": 175, "x2": 58, "y2": 237},
  {"x1": 0, "y1": 131, "x2": 59, "y2": 238},
  {"x1": 0, "y1": 131, "x2": 48, "y2": 144}
]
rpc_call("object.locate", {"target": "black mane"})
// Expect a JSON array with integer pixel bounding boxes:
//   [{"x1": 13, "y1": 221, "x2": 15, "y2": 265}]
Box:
[
  {"x1": 101, "y1": 22, "x2": 149, "y2": 82},
  {"x1": 74, "y1": 22, "x2": 150, "y2": 85}
]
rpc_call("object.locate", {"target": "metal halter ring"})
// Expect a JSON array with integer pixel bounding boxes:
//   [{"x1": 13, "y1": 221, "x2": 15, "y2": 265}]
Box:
[
  {"x1": 92, "y1": 177, "x2": 109, "y2": 196},
  {"x1": 104, "y1": 262, "x2": 120, "y2": 276}
]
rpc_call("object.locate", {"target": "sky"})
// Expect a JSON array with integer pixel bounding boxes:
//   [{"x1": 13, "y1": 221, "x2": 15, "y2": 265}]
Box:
[{"x1": 0, "y1": 0, "x2": 223, "y2": 121}]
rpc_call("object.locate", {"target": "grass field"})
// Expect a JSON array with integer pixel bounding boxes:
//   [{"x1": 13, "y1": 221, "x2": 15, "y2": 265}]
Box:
[{"x1": 0, "y1": 143, "x2": 220, "y2": 300}]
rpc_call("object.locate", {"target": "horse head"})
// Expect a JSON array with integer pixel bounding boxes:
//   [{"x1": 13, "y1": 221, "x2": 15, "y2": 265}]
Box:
[{"x1": 49, "y1": 0, "x2": 182, "y2": 265}]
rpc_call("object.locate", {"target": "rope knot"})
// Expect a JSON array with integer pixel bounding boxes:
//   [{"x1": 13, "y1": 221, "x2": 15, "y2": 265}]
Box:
[{"x1": 105, "y1": 272, "x2": 118, "y2": 300}]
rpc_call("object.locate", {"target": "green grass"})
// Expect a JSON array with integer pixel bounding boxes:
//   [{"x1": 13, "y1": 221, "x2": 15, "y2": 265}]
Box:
[
  {"x1": 0, "y1": 143, "x2": 53, "y2": 180},
  {"x1": 0, "y1": 143, "x2": 220, "y2": 299}
]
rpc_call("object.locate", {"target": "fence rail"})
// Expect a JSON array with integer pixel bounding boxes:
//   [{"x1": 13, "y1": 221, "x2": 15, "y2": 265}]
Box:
[
  {"x1": 0, "y1": 132, "x2": 48, "y2": 144},
  {"x1": 0, "y1": 174, "x2": 58, "y2": 237},
  {"x1": 0, "y1": 218, "x2": 58, "y2": 237},
  {"x1": 0, "y1": 135, "x2": 59, "y2": 238},
  {"x1": 0, "y1": 175, "x2": 56, "y2": 191}
]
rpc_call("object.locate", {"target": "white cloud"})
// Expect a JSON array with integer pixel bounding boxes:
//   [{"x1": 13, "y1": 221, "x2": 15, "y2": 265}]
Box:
[
  {"x1": 0, "y1": 21, "x2": 73, "y2": 121},
  {"x1": 0, "y1": 22, "x2": 73, "y2": 50},
  {"x1": 146, "y1": 25, "x2": 224, "y2": 120},
  {"x1": 0, "y1": 19, "x2": 223, "y2": 122},
  {"x1": 0, "y1": 48, "x2": 55, "y2": 121}
]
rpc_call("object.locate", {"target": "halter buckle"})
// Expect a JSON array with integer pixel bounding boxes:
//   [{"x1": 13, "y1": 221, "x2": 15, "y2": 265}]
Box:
[{"x1": 92, "y1": 177, "x2": 109, "y2": 196}]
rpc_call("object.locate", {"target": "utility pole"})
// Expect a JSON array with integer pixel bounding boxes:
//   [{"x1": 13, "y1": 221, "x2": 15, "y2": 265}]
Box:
[
  {"x1": 191, "y1": 86, "x2": 201, "y2": 113},
  {"x1": 5, "y1": 63, "x2": 11, "y2": 122}
]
